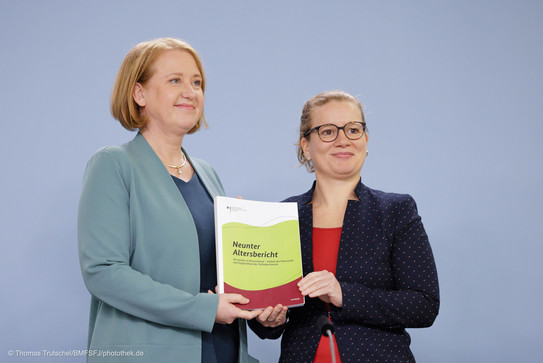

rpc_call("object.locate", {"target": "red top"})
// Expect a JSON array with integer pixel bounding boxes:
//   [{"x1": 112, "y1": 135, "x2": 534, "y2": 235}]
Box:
[{"x1": 312, "y1": 227, "x2": 342, "y2": 363}]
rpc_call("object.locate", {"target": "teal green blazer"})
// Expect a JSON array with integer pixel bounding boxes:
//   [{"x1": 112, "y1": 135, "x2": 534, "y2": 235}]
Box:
[{"x1": 78, "y1": 133, "x2": 257, "y2": 362}]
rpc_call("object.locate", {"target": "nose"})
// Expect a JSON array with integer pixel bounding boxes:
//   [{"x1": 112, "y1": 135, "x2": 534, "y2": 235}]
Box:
[
  {"x1": 334, "y1": 128, "x2": 350, "y2": 144},
  {"x1": 181, "y1": 80, "x2": 196, "y2": 98}
]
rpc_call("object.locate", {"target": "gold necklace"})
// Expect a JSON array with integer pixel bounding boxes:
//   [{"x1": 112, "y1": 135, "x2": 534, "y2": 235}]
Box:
[{"x1": 162, "y1": 152, "x2": 187, "y2": 175}]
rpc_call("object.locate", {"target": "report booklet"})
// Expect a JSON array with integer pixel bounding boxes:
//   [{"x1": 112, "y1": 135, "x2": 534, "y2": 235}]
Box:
[{"x1": 214, "y1": 196, "x2": 304, "y2": 310}]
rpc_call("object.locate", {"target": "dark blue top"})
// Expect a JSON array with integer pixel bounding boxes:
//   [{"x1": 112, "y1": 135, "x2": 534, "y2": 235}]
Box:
[{"x1": 172, "y1": 173, "x2": 239, "y2": 363}]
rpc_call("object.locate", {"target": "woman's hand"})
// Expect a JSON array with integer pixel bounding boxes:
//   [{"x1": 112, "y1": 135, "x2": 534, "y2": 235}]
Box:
[
  {"x1": 214, "y1": 293, "x2": 261, "y2": 324},
  {"x1": 298, "y1": 270, "x2": 343, "y2": 307},
  {"x1": 254, "y1": 304, "x2": 288, "y2": 328}
]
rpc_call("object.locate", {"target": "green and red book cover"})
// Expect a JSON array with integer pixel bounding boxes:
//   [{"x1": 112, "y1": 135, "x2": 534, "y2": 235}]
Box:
[{"x1": 214, "y1": 196, "x2": 304, "y2": 310}]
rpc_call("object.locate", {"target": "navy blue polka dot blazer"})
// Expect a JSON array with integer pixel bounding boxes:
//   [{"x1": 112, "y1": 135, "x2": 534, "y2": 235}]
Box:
[{"x1": 249, "y1": 180, "x2": 439, "y2": 362}]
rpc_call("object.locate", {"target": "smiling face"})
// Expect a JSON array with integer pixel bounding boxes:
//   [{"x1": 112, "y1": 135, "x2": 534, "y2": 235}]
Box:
[
  {"x1": 133, "y1": 49, "x2": 204, "y2": 135},
  {"x1": 301, "y1": 100, "x2": 368, "y2": 182}
]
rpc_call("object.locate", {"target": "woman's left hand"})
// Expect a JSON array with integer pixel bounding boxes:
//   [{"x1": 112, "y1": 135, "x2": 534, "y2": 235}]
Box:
[
  {"x1": 255, "y1": 304, "x2": 288, "y2": 328},
  {"x1": 298, "y1": 270, "x2": 343, "y2": 307}
]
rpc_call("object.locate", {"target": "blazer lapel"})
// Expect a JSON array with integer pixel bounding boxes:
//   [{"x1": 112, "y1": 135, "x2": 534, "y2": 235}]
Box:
[
  {"x1": 298, "y1": 203, "x2": 315, "y2": 275},
  {"x1": 335, "y1": 182, "x2": 382, "y2": 282},
  {"x1": 129, "y1": 133, "x2": 198, "y2": 236}
]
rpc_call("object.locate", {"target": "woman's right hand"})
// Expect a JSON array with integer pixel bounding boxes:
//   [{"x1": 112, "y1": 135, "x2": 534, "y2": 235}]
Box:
[
  {"x1": 215, "y1": 293, "x2": 261, "y2": 324},
  {"x1": 254, "y1": 304, "x2": 288, "y2": 328}
]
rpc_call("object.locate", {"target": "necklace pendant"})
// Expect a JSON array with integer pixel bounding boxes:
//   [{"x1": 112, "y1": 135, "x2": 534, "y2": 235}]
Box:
[{"x1": 177, "y1": 167, "x2": 182, "y2": 175}]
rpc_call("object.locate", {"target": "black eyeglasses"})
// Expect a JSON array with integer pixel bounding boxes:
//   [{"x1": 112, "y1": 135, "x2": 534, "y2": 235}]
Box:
[{"x1": 304, "y1": 121, "x2": 367, "y2": 142}]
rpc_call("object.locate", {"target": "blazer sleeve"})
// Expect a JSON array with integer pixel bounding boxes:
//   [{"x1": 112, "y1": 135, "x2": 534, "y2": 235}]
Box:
[
  {"x1": 78, "y1": 149, "x2": 219, "y2": 332},
  {"x1": 332, "y1": 195, "x2": 440, "y2": 329},
  {"x1": 247, "y1": 314, "x2": 287, "y2": 340}
]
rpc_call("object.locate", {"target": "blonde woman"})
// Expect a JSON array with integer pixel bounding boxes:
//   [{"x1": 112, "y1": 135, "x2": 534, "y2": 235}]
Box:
[
  {"x1": 250, "y1": 90, "x2": 439, "y2": 362},
  {"x1": 79, "y1": 38, "x2": 264, "y2": 363}
]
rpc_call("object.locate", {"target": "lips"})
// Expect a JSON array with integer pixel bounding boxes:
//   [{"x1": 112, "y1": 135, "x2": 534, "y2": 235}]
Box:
[
  {"x1": 331, "y1": 152, "x2": 353, "y2": 158},
  {"x1": 175, "y1": 103, "x2": 195, "y2": 110}
]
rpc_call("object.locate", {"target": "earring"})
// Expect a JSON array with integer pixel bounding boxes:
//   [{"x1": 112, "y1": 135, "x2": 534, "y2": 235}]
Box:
[{"x1": 366, "y1": 150, "x2": 368, "y2": 156}]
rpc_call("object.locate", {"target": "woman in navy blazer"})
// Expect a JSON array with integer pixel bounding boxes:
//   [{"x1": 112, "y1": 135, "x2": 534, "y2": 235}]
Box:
[
  {"x1": 78, "y1": 38, "x2": 262, "y2": 363},
  {"x1": 250, "y1": 90, "x2": 439, "y2": 362}
]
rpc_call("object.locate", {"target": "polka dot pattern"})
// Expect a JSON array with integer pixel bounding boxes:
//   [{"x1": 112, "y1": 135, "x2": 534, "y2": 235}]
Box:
[{"x1": 251, "y1": 181, "x2": 439, "y2": 362}]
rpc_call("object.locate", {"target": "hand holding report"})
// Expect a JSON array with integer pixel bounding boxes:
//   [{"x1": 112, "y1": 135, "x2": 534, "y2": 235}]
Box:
[
  {"x1": 254, "y1": 304, "x2": 289, "y2": 327},
  {"x1": 215, "y1": 292, "x2": 261, "y2": 323},
  {"x1": 214, "y1": 196, "x2": 305, "y2": 310}
]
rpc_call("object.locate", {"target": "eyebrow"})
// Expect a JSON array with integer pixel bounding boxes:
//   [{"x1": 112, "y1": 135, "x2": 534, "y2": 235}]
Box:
[{"x1": 166, "y1": 72, "x2": 202, "y2": 78}]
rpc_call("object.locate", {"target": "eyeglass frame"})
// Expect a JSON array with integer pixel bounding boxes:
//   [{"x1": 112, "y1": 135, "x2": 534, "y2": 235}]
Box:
[{"x1": 303, "y1": 121, "x2": 367, "y2": 142}]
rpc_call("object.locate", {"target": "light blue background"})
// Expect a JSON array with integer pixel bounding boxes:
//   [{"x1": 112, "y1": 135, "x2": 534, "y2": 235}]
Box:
[{"x1": 1, "y1": 1, "x2": 542, "y2": 362}]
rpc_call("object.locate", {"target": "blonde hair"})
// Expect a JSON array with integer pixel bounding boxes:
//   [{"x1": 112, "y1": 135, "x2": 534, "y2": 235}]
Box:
[
  {"x1": 110, "y1": 38, "x2": 207, "y2": 133},
  {"x1": 297, "y1": 90, "x2": 365, "y2": 172}
]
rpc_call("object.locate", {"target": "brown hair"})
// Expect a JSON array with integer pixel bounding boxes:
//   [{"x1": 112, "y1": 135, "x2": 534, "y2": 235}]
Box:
[
  {"x1": 297, "y1": 90, "x2": 365, "y2": 172},
  {"x1": 110, "y1": 38, "x2": 207, "y2": 133}
]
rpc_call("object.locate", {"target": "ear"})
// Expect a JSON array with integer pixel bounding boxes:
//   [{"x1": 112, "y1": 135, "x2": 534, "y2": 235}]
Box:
[
  {"x1": 301, "y1": 137, "x2": 311, "y2": 160},
  {"x1": 133, "y1": 83, "x2": 146, "y2": 107}
]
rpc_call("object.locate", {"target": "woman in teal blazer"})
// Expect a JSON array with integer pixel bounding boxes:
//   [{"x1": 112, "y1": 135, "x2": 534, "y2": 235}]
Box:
[{"x1": 78, "y1": 38, "x2": 260, "y2": 363}]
